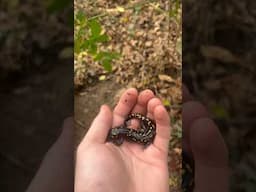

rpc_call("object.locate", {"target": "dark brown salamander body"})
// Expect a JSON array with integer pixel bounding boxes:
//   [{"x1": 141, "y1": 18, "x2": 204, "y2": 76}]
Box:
[{"x1": 107, "y1": 113, "x2": 156, "y2": 146}]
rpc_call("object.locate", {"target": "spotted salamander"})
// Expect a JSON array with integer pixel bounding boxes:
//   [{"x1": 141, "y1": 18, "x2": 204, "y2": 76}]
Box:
[{"x1": 106, "y1": 113, "x2": 156, "y2": 146}]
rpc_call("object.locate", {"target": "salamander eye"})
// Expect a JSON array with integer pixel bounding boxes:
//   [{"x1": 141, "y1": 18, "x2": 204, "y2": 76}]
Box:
[{"x1": 111, "y1": 128, "x2": 119, "y2": 136}]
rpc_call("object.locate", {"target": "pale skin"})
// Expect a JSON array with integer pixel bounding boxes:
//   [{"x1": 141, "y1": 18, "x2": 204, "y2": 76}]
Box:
[
  {"x1": 183, "y1": 85, "x2": 229, "y2": 192},
  {"x1": 75, "y1": 87, "x2": 229, "y2": 192},
  {"x1": 75, "y1": 88, "x2": 170, "y2": 192},
  {"x1": 26, "y1": 88, "x2": 229, "y2": 192}
]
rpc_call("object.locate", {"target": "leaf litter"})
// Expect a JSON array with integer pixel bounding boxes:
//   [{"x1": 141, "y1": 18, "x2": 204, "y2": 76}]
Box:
[{"x1": 75, "y1": 0, "x2": 182, "y2": 190}]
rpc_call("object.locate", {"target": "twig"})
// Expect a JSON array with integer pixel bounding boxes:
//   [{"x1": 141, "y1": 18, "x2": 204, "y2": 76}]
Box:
[
  {"x1": 148, "y1": 2, "x2": 169, "y2": 16},
  {"x1": 75, "y1": 119, "x2": 85, "y2": 128},
  {"x1": 88, "y1": 0, "x2": 161, "y2": 21}
]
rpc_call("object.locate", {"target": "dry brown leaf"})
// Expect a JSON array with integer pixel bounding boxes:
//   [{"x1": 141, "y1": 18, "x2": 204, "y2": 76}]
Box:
[
  {"x1": 201, "y1": 45, "x2": 241, "y2": 63},
  {"x1": 158, "y1": 74, "x2": 175, "y2": 83}
]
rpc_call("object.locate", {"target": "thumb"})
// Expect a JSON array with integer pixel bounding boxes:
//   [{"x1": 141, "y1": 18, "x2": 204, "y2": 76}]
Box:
[
  {"x1": 82, "y1": 105, "x2": 113, "y2": 144},
  {"x1": 191, "y1": 118, "x2": 229, "y2": 192}
]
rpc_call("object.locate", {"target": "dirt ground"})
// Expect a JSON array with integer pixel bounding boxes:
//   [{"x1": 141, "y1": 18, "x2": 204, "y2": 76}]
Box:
[{"x1": 75, "y1": 78, "x2": 122, "y2": 145}]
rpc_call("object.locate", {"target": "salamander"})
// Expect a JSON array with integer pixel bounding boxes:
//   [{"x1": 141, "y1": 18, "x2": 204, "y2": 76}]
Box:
[{"x1": 106, "y1": 113, "x2": 156, "y2": 146}]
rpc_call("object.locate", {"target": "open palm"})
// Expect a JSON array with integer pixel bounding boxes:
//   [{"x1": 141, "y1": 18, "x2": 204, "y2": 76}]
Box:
[{"x1": 75, "y1": 88, "x2": 171, "y2": 192}]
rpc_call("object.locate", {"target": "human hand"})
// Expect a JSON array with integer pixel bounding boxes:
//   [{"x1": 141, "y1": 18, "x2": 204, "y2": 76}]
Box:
[
  {"x1": 26, "y1": 118, "x2": 74, "y2": 192},
  {"x1": 75, "y1": 88, "x2": 171, "y2": 192},
  {"x1": 182, "y1": 85, "x2": 229, "y2": 192}
]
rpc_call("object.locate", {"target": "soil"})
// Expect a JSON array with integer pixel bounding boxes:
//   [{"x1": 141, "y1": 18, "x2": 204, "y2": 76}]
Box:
[{"x1": 74, "y1": 78, "x2": 122, "y2": 145}]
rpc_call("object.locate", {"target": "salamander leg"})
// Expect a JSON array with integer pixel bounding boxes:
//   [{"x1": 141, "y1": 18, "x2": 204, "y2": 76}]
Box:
[{"x1": 112, "y1": 137, "x2": 124, "y2": 146}]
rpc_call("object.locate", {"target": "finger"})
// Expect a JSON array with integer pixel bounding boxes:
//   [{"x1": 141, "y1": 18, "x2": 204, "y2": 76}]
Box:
[
  {"x1": 130, "y1": 89, "x2": 155, "y2": 128},
  {"x1": 191, "y1": 118, "x2": 229, "y2": 192},
  {"x1": 82, "y1": 105, "x2": 113, "y2": 144},
  {"x1": 113, "y1": 88, "x2": 138, "y2": 127},
  {"x1": 151, "y1": 105, "x2": 171, "y2": 153},
  {"x1": 182, "y1": 101, "x2": 210, "y2": 156},
  {"x1": 121, "y1": 89, "x2": 154, "y2": 151},
  {"x1": 132, "y1": 89, "x2": 155, "y2": 114},
  {"x1": 147, "y1": 97, "x2": 162, "y2": 119}
]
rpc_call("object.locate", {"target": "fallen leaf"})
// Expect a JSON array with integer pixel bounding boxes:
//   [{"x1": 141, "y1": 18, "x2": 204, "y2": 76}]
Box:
[
  {"x1": 158, "y1": 74, "x2": 175, "y2": 83},
  {"x1": 116, "y1": 6, "x2": 125, "y2": 13},
  {"x1": 201, "y1": 45, "x2": 241, "y2": 63},
  {"x1": 99, "y1": 75, "x2": 106, "y2": 81}
]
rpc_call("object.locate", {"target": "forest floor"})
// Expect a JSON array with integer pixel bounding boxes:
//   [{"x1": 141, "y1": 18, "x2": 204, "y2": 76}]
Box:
[
  {"x1": 74, "y1": 0, "x2": 182, "y2": 191},
  {"x1": 2, "y1": 0, "x2": 255, "y2": 191},
  {"x1": 183, "y1": 0, "x2": 256, "y2": 191}
]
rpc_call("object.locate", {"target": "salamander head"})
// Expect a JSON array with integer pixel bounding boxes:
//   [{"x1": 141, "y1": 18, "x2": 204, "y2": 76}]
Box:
[
  {"x1": 108, "y1": 128, "x2": 120, "y2": 139},
  {"x1": 107, "y1": 126, "x2": 128, "y2": 140},
  {"x1": 106, "y1": 127, "x2": 127, "y2": 146}
]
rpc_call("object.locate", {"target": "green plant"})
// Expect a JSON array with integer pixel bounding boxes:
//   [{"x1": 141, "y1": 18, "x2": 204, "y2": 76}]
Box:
[
  {"x1": 74, "y1": 11, "x2": 119, "y2": 72},
  {"x1": 169, "y1": 0, "x2": 181, "y2": 19}
]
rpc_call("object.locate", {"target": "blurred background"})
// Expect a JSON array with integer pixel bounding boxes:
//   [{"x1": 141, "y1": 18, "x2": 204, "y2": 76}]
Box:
[
  {"x1": 183, "y1": 0, "x2": 256, "y2": 191},
  {"x1": 0, "y1": 0, "x2": 73, "y2": 191}
]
